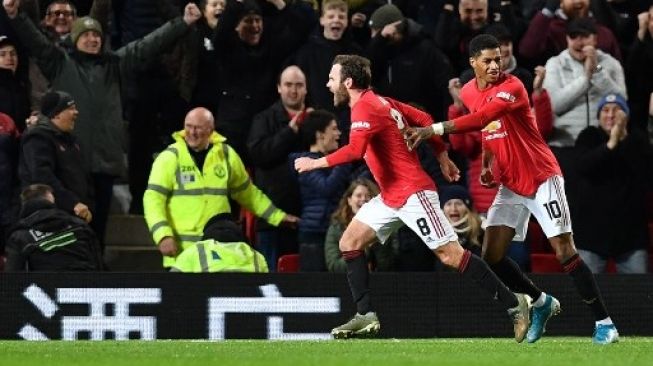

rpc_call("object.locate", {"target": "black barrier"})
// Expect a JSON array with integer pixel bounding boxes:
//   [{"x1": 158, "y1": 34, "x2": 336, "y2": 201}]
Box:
[{"x1": 0, "y1": 273, "x2": 651, "y2": 340}]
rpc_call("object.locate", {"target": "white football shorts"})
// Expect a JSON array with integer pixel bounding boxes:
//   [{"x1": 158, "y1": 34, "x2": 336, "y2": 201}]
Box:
[
  {"x1": 354, "y1": 190, "x2": 458, "y2": 249},
  {"x1": 486, "y1": 175, "x2": 573, "y2": 241}
]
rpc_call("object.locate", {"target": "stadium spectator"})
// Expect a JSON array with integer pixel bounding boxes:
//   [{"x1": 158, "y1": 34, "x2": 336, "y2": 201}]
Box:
[
  {"x1": 324, "y1": 178, "x2": 396, "y2": 273},
  {"x1": 172, "y1": 0, "x2": 226, "y2": 113},
  {"x1": 42, "y1": 0, "x2": 77, "y2": 41},
  {"x1": 3, "y1": 0, "x2": 203, "y2": 244},
  {"x1": 574, "y1": 93, "x2": 652, "y2": 274},
  {"x1": 211, "y1": 0, "x2": 313, "y2": 165},
  {"x1": 292, "y1": 0, "x2": 363, "y2": 113},
  {"x1": 30, "y1": 0, "x2": 112, "y2": 109},
  {"x1": 0, "y1": 34, "x2": 29, "y2": 132},
  {"x1": 435, "y1": 0, "x2": 526, "y2": 76},
  {"x1": 291, "y1": 109, "x2": 351, "y2": 272},
  {"x1": 439, "y1": 184, "x2": 482, "y2": 257},
  {"x1": 519, "y1": 0, "x2": 622, "y2": 68},
  {"x1": 143, "y1": 107, "x2": 299, "y2": 268},
  {"x1": 0, "y1": 112, "x2": 19, "y2": 256},
  {"x1": 247, "y1": 65, "x2": 307, "y2": 271},
  {"x1": 625, "y1": 5, "x2": 653, "y2": 131},
  {"x1": 19, "y1": 91, "x2": 93, "y2": 225},
  {"x1": 5, "y1": 183, "x2": 103, "y2": 271},
  {"x1": 171, "y1": 213, "x2": 268, "y2": 273},
  {"x1": 367, "y1": 4, "x2": 453, "y2": 121},
  {"x1": 112, "y1": 0, "x2": 190, "y2": 215},
  {"x1": 406, "y1": 34, "x2": 619, "y2": 344},
  {"x1": 296, "y1": 54, "x2": 530, "y2": 341},
  {"x1": 544, "y1": 16, "x2": 626, "y2": 148},
  {"x1": 543, "y1": 17, "x2": 626, "y2": 215}
]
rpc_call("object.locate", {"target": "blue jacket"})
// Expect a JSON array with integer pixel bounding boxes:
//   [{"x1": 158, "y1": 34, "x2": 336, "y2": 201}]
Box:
[{"x1": 290, "y1": 151, "x2": 351, "y2": 234}]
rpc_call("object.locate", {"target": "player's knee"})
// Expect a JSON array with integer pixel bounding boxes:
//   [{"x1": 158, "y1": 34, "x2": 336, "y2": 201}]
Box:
[
  {"x1": 549, "y1": 233, "x2": 577, "y2": 262},
  {"x1": 435, "y1": 242, "x2": 464, "y2": 268},
  {"x1": 339, "y1": 235, "x2": 362, "y2": 252}
]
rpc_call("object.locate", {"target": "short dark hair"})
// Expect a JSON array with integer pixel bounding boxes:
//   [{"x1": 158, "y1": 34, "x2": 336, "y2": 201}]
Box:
[
  {"x1": 300, "y1": 109, "x2": 337, "y2": 148},
  {"x1": 20, "y1": 184, "x2": 54, "y2": 203},
  {"x1": 332, "y1": 54, "x2": 371, "y2": 89},
  {"x1": 202, "y1": 213, "x2": 247, "y2": 243},
  {"x1": 468, "y1": 34, "x2": 500, "y2": 58},
  {"x1": 46, "y1": 0, "x2": 77, "y2": 16}
]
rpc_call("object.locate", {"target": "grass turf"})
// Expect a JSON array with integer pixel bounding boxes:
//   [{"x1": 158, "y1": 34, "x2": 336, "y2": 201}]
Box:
[{"x1": 1, "y1": 338, "x2": 652, "y2": 366}]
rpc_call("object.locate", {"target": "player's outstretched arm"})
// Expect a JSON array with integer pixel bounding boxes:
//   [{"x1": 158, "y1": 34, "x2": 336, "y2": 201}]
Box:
[
  {"x1": 404, "y1": 121, "x2": 455, "y2": 150},
  {"x1": 294, "y1": 156, "x2": 328, "y2": 173}
]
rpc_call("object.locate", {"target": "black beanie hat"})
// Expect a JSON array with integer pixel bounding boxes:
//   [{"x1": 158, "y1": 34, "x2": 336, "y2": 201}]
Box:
[
  {"x1": 439, "y1": 185, "x2": 472, "y2": 209},
  {"x1": 41, "y1": 91, "x2": 75, "y2": 118}
]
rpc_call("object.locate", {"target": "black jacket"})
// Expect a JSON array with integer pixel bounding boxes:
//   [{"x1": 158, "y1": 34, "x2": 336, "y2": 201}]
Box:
[
  {"x1": 212, "y1": 0, "x2": 313, "y2": 162},
  {"x1": 368, "y1": 19, "x2": 453, "y2": 121},
  {"x1": 247, "y1": 100, "x2": 302, "y2": 230},
  {"x1": 573, "y1": 126, "x2": 653, "y2": 257},
  {"x1": 19, "y1": 116, "x2": 93, "y2": 214},
  {"x1": 5, "y1": 199, "x2": 103, "y2": 271},
  {"x1": 292, "y1": 27, "x2": 363, "y2": 111}
]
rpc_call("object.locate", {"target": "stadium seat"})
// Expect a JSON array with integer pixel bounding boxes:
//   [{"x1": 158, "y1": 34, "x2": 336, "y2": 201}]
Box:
[
  {"x1": 277, "y1": 254, "x2": 300, "y2": 273},
  {"x1": 530, "y1": 253, "x2": 563, "y2": 273}
]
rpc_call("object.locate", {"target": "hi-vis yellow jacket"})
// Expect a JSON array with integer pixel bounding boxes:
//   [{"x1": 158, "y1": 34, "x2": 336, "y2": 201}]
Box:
[
  {"x1": 170, "y1": 239, "x2": 268, "y2": 273},
  {"x1": 143, "y1": 130, "x2": 285, "y2": 267}
]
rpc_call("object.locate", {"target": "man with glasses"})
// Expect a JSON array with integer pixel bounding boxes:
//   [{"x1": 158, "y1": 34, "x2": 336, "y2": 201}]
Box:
[{"x1": 43, "y1": 0, "x2": 76, "y2": 39}]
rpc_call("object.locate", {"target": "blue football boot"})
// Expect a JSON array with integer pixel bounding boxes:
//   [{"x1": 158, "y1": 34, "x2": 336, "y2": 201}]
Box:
[
  {"x1": 526, "y1": 294, "x2": 561, "y2": 343},
  {"x1": 593, "y1": 324, "x2": 619, "y2": 345}
]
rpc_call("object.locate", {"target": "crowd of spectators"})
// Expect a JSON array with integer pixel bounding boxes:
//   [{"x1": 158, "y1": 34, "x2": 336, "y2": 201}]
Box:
[{"x1": 1, "y1": 0, "x2": 652, "y2": 273}]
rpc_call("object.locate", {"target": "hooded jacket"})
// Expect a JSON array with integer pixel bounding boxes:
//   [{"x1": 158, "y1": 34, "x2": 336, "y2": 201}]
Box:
[
  {"x1": 10, "y1": 12, "x2": 190, "y2": 176},
  {"x1": 5, "y1": 199, "x2": 103, "y2": 271}
]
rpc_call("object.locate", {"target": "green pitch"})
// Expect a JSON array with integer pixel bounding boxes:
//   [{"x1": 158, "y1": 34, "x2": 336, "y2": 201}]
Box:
[{"x1": 1, "y1": 338, "x2": 652, "y2": 366}]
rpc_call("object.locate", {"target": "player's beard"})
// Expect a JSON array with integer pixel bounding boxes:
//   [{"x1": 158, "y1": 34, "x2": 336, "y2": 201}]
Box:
[{"x1": 333, "y1": 83, "x2": 349, "y2": 107}]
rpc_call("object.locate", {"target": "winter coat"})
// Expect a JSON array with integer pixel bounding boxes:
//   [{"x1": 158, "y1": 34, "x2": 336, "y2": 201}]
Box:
[
  {"x1": 573, "y1": 126, "x2": 653, "y2": 257},
  {"x1": 292, "y1": 27, "x2": 363, "y2": 110},
  {"x1": 543, "y1": 49, "x2": 626, "y2": 147},
  {"x1": 5, "y1": 199, "x2": 103, "y2": 271},
  {"x1": 211, "y1": 0, "x2": 313, "y2": 163},
  {"x1": 519, "y1": 11, "x2": 622, "y2": 67},
  {"x1": 247, "y1": 100, "x2": 303, "y2": 230},
  {"x1": 19, "y1": 115, "x2": 93, "y2": 214},
  {"x1": 369, "y1": 18, "x2": 452, "y2": 120},
  {"x1": 290, "y1": 151, "x2": 351, "y2": 234},
  {"x1": 10, "y1": 12, "x2": 190, "y2": 176}
]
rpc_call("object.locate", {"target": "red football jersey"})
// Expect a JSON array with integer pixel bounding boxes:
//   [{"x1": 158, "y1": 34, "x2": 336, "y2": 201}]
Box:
[
  {"x1": 455, "y1": 74, "x2": 561, "y2": 196},
  {"x1": 326, "y1": 90, "x2": 446, "y2": 208}
]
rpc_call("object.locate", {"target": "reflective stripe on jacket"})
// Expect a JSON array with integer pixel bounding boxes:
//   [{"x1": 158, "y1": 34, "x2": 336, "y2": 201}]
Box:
[
  {"x1": 144, "y1": 130, "x2": 285, "y2": 267},
  {"x1": 170, "y1": 239, "x2": 268, "y2": 273}
]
